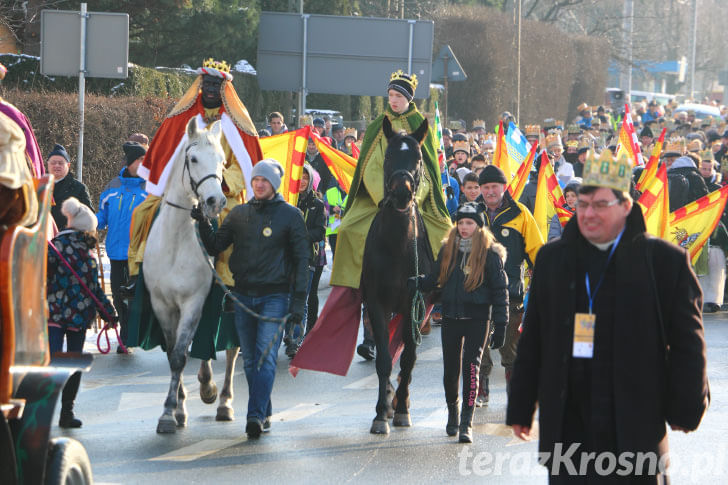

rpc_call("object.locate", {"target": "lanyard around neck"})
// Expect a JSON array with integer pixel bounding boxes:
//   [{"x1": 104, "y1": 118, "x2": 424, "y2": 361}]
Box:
[{"x1": 585, "y1": 227, "x2": 625, "y2": 314}]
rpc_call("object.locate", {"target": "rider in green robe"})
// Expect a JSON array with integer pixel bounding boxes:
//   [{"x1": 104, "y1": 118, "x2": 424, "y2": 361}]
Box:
[{"x1": 330, "y1": 71, "x2": 452, "y2": 288}]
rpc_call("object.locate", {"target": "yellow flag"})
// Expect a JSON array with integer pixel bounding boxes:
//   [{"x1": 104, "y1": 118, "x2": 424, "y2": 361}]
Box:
[{"x1": 668, "y1": 186, "x2": 728, "y2": 265}]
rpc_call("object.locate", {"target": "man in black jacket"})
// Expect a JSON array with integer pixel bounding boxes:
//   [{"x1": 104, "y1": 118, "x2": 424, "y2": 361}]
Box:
[
  {"x1": 667, "y1": 155, "x2": 709, "y2": 211},
  {"x1": 194, "y1": 158, "x2": 310, "y2": 439},
  {"x1": 47, "y1": 144, "x2": 93, "y2": 229},
  {"x1": 283, "y1": 163, "x2": 326, "y2": 357},
  {"x1": 507, "y1": 161, "x2": 709, "y2": 482}
]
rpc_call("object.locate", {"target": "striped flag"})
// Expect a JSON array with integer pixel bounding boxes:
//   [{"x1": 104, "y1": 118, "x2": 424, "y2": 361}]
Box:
[
  {"x1": 616, "y1": 104, "x2": 644, "y2": 166},
  {"x1": 311, "y1": 131, "x2": 357, "y2": 193},
  {"x1": 533, "y1": 150, "x2": 566, "y2": 238},
  {"x1": 669, "y1": 186, "x2": 728, "y2": 265},
  {"x1": 507, "y1": 141, "x2": 537, "y2": 201},
  {"x1": 635, "y1": 127, "x2": 666, "y2": 193},
  {"x1": 351, "y1": 141, "x2": 360, "y2": 159},
  {"x1": 434, "y1": 102, "x2": 445, "y2": 165},
  {"x1": 637, "y1": 162, "x2": 669, "y2": 238},
  {"x1": 258, "y1": 126, "x2": 310, "y2": 205}
]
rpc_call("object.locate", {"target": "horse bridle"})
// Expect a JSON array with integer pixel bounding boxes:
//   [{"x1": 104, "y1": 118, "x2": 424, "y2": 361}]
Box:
[
  {"x1": 384, "y1": 168, "x2": 417, "y2": 213},
  {"x1": 165, "y1": 142, "x2": 223, "y2": 211}
]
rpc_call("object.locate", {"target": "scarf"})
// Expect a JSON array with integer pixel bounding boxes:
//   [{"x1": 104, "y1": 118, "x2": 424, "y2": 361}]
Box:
[{"x1": 458, "y1": 237, "x2": 472, "y2": 274}]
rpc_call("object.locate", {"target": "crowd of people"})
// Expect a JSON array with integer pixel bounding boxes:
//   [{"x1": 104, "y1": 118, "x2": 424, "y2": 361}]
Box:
[{"x1": 0, "y1": 57, "x2": 712, "y2": 482}]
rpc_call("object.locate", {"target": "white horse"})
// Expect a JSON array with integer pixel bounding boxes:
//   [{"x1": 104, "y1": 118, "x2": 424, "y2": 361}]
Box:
[{"x1": 144, "y1": 117, "x2": 239, "y2": 434}]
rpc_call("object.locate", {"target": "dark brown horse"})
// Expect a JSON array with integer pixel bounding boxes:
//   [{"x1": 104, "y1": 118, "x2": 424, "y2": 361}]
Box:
[{"x1": 361, "y1": 116, "x2": 435, "y2": 434}]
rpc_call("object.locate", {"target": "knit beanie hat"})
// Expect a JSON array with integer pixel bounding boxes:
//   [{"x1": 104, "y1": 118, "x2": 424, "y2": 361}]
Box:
[
  {"x1": 48, "y1": 143, "x2": 69, "y2": 162},
  {"x1": 478, "y1": 165, "x2": 508, "y2": 185},
  {"x1": 251, "y1": 158, "x2": 284, "y2": 192},
  {"x1": 387, "y1": 71, "x2": 417, "y2": 102},
  {"x1": 455, "y1": 202, "x2": 485, "y2": 227},
  {"x1": 123, "y1": 141, "x2": 146, "y2": 166},
  {"x1": 62, "y1": 197, "x2": 97, "y2": 232}
]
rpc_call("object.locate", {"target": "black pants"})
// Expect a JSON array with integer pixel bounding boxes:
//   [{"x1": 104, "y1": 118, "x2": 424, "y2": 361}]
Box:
[
  {"x1": 48, "y1": 326, "x2": 85, "y2": 407},
  {"x1": 441, "y1": 318, "x2": 489, "y2": 407},
  {"x1": 328, "y1": 234, "x2": 338, "y2": 261},
  {"x1": 110, "y1": 259, "x2": 129, "y2": 344},
  {"x1": 306, "y1": 265, "x2": 324, "y2": 334}
]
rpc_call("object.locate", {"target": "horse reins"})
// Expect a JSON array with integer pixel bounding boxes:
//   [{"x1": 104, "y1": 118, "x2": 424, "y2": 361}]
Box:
[{"x1": 161, "y1": 144, "x2": 223, "y2": 211}]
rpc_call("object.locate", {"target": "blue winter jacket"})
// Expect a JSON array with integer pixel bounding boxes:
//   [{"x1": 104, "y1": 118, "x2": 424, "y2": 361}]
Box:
[
  {"x1": 441, "y1": 170, "x2": 460, "y2": 216},
  {"x1": 96, "y1": 168, "x2": 147, "y2": 260}
]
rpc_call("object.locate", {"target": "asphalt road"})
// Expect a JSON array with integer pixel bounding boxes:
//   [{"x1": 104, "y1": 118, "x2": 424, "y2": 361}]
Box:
[{"x1": 48, "y1": 299, "x2": 728, "y2": 485}]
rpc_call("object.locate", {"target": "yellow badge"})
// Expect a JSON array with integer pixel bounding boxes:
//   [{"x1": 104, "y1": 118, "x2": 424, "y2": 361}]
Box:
[
  {"x1": 573, "y1": 313, "x2": 595, "y2": 359},
  {"x1": 262, "y1": 227, "x2": 272, "y2": 237},
  {"x1": 501, "y1": 228, "x2": 510, "y2": 237},
  {"x1": 463, "y1": 266, "x2": 471, "y2": 275}
]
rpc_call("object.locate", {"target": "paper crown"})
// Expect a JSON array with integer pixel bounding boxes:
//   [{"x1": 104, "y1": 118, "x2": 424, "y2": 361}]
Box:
[
  {"x1": 298, "y1": 114, "x2": 313, "y2": 126},
  {"x1": 663, "y1": 137, "x2": 686, "y2": 156},
  {"x1": 583, "y1": 149, "x2": 632, "y2": 192},
  {"x1": 565, "y1": 140, "x2": 579, "y2": 149},
  {"x1": 453, "y1": 139, "x2": 470, "y2": 154},
  {"x1": 567, "y1": 124, "x2": 582, "y2": 134},
  {"x1": 389, "y1": 69, "x2": 418, "y2": 92},
  {"x1": 448, "y1": 119, "x2": 465, "y2": 130},
  {"x1": 344, "y1": 127, "x2": 357, "y2": 139},
  {"x1": 472, "y1": 119, "x2": 486, "y2": 130},
  {"x1": 686, "y1": 139, "x2": 703, "y2": 152},
  {"x1": 699, "y1": 149, "x2": 715, "y2": 161},
  {"x1": 545, "y1": 133, "x2": 563, "y2": 148},
  {"x1": 525, "y1": 125, "x2": 541, "y2": 137},
  {"x1": 203, "y1": 58, "x2": 231, "y2": 74},
  {"x1": 578, "y1": 137, "x2": 593, "y2": 151}
]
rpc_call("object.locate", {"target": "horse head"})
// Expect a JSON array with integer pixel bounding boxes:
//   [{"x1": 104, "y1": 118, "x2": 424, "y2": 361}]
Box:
[
  {"x1": 183, "y1": 117, "x2": 227, "y2": 218},
  {"x1": 381, "y1": 116, "x2": 429, "y2": 212}
]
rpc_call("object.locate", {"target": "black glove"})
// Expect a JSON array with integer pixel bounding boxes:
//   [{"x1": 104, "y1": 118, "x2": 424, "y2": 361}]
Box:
[
  {"x1": 287, "y1": 312, "x2": 303, "y2": 328},
  {"x1": 407, "y1": 275, "x2": 424, "y2": 292},
  {"x1": 489, "y1": 323, "x2": 506, "y2": 350},
  {"x1": 445, "y1": 185, "x2": 455, "y2": 200},
  {"x1": 190, "y1": 205, "x2": 206, "y2": 222},
  {"x1": 289, "y1": 293, "x2": 307, "y2": 317}
]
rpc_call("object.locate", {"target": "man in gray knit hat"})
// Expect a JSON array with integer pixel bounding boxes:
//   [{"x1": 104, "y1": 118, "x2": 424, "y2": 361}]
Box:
[{"x1": 194, "y1": 158, "x2": 310, "y2": 439}]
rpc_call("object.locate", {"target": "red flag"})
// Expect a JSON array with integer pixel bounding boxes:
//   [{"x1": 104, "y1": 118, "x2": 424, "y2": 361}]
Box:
[{"x1": 507, "y1": 141, "x2": 537, "y2": 200}]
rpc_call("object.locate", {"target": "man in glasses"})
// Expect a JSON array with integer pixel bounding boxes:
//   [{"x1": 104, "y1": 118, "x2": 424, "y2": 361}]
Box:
[{"x1": 507, "y1": 149, "x2": 709, "y2": 483}]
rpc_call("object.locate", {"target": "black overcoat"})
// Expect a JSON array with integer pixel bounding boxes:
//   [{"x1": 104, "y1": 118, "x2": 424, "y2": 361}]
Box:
[{"x1": 506, "y1": 203, "x2": 709, "y2": 459}]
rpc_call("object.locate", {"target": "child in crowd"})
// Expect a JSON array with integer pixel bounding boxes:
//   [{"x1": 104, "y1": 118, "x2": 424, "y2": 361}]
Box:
[
  {"x1": 47, "y1": 197, "x2": 118, "y2": 428},
  {"x1": 414, "y1": 202, "x2": 509, "y2": 443}
]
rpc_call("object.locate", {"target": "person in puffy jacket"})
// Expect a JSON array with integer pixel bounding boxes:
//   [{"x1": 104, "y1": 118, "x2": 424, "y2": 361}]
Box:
[
  {"x1": 415, "y1": 202, "x2": 509, "y2": 443},
  {"x1": 48, "y1": 197, "x2": 118, "y2": 428},
  {"x1": 194, "y1": 158, "x2": 309, "y2": 439},
  {"x1": 96, "y1": 141, "x2": 147, "y2": 352}
]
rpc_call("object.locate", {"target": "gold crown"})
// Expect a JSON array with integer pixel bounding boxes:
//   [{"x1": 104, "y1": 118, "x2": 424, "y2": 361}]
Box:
[
  {"x1": 202, "y1": 58, "x2": 231, "y2": 74},
  {"x1": 567, "y1": 124, "x2": 582, "y2": 134},
  {"x1": 699, "y1": 149, "x2": 715, "y2": 161},
  {"x1": 525, "y1": 125, "x2": 541, "y2": 137},
  {"x1": 453, "y1": 139, "x2": 470, "y2": 154},
  {"x1": 686, "y1": 139, "x2": 703, "y2": 152},
  {"x1": 663, "y1": 137, "x2": 686, "y2": 156},
  {"x1": 578, "y1": 137, "x2": 593, "y2": 151},
  {"x1": 389, "y1": 69, "x2": 418, "y2": 91},
  {"x1": 344, "y1": 127, "x2": 357, "y2": 139},
  {"x1": 583, "y1": 149, "x2": 632, "y2": 192},
  {"x1": 298, "y1": 114, "x2": 313, "y2": 126},
  {"x1": 472, "y1": 119, "x2": 486, "y2": 130},
  {"x1": 565, "y1": 140, "x2": 579, "y2": 149},
  {"x1": 545, "y1": 133, "x2": 562, "y2": 148}
]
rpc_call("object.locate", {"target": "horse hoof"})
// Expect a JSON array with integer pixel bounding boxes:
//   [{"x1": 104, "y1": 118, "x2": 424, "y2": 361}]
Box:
[
  {"x1": 392, "y1": 413, "x2": 412, "y2": 427},
  {"x1": 370, "y1": 419, "x2": 390, "y2": 434},
  {"x1": 216, "y1": 406, "x2": 234, "y2": 421},
  {"x1": 199, "y1": 382, "x2": 218, "y2": 404},
  {"x1": 175, "y1": 413, "x2": 188, "y2": 427},
  {"x1": 157, "y1": 417, "x2": 177, "y2": 434}
]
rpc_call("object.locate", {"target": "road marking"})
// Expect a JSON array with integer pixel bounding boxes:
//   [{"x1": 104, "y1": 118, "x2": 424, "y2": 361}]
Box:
[
  {"x1": 417, "y1": 406, "x2": 448, "y2": 428},
  {"x1": 118, "y1": 392, "x2": 168, "y2": 411},
  {"x1": 271, "y1": 402, "x2": 330, "y2": 422},
  {"x1": 417, "y1": 346, "x2": 442, "y2": 361},
  {"x1": 149, "y1": 439, "x2": 240, "y2": 462},
  {"x1": 343, "y1": 373, "x2": 379, "y2": 389}
]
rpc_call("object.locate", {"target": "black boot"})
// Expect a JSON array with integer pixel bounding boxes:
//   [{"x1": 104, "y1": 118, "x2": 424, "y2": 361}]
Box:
[
  {"x1": 459, "y1": 404, "x2": 474, "y2": 443},
  {"x1": 446, "y1": 401, "x2": 459, "y2": 437},
  {"x1": 59, "y1": 371, "x2": 82, "y2": 428}
]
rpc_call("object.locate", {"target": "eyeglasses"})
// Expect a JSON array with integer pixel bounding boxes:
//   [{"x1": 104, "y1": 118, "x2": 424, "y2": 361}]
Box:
[{"x1": 575, "y1": 199, "x2": 621, "y2": 211}]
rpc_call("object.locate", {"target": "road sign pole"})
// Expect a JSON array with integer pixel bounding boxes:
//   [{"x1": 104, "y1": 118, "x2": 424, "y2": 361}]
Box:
[
  {"x1": 443, "y1": 55, "x2": 448, "y2": 128},
  {"x1": 77, "y1": 3, "x2": 87, "y2": 182}
]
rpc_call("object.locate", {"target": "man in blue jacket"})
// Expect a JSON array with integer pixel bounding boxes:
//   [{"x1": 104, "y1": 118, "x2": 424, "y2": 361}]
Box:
[{"x1": 97, "y1": 141, "x2": 147, "y2": 352}]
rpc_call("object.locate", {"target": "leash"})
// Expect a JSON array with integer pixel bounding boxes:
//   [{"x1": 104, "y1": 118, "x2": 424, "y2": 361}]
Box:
[
  {"x1": 47, "y1": 241, "x2": 127, "y2": 354},
  {"x1": 410, "y1": 211, "x2": 426, "y2": 346},
  {"x1": 192, "y1": 221, "x2": 299, "y2": 370}
]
